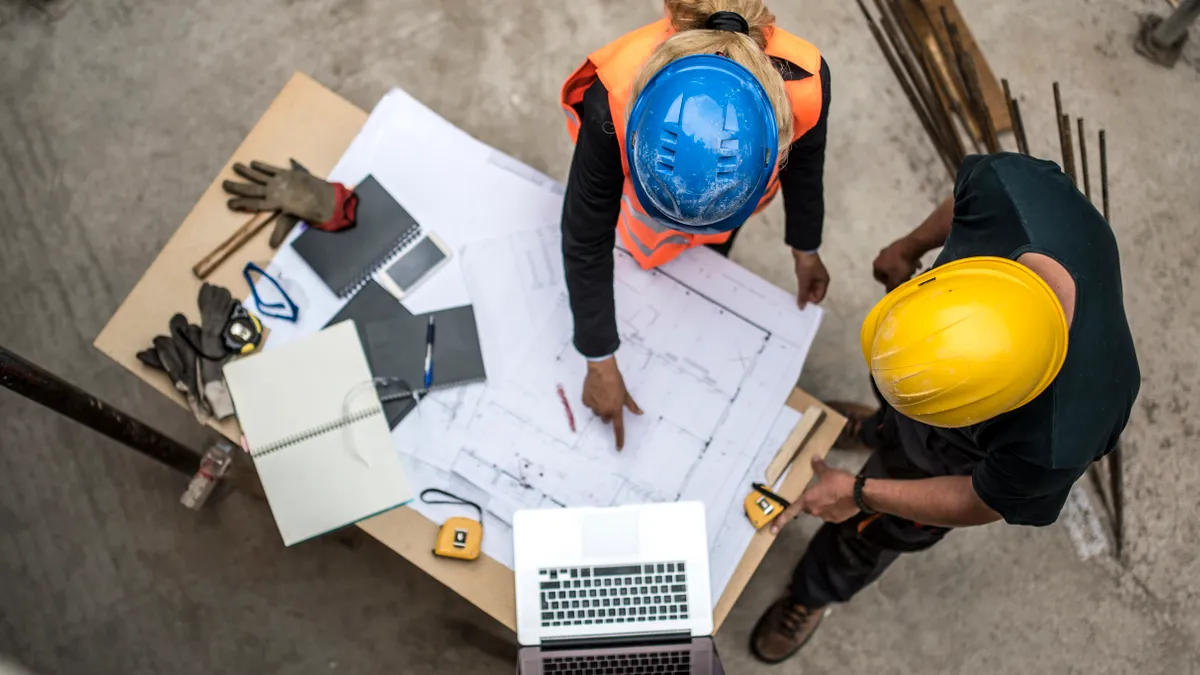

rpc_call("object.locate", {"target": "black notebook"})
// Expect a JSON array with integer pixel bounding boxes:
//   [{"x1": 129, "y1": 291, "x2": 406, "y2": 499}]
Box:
[
  {"x1": 325, "y1": 281, "x2": 487, "y2": 428},
  {"x1": 293, "y1": 175, "x2": 422, "y2": 298}
]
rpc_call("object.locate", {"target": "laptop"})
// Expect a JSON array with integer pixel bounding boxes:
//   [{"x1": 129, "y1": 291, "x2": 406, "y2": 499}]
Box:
[{"x1": 514, "y1": 502, "x2": 724, "y2": 675}]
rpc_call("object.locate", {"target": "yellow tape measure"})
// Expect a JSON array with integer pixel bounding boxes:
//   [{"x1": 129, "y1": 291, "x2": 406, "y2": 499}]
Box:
[
  {"x1": 744, "y1": 482, "x2": 791, "y2": 530},
  {"x1": 221, "y1": 305, "x2": 264, "y2": 356},
  {"x1": 420, "y1": 489, "x2": 483, "y2": 561}
]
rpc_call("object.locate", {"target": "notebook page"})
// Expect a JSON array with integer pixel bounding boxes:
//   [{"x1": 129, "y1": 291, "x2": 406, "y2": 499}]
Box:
[
  {"x1": 223, "y1": 321, "x2": 378, "y2": 450},
  {"x1": 252, "y1": 410, "x2": 406, "y2": 545},
  {"x1": 222, "y1": 320, "x2": 411, "y2": 545}
]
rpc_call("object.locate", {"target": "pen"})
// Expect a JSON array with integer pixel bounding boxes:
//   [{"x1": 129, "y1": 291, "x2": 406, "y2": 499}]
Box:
[{"x1": 423, "y1": 315, "x2": 435, "y2": 389}]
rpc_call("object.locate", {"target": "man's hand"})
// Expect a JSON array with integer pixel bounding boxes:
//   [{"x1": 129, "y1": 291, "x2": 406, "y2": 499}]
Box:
[
  {"x1": 872, "y1": 237, "x2": 924, "y2": 291},
  {"x1": 792, "y1": 250, "x2": 830, "y2": 309},
  {"x1": 771, "y1": 457, "x2": 859, "y2": 533},
  {"x1": 581, "y1": 357, "x2": 643, "y2": 450}
]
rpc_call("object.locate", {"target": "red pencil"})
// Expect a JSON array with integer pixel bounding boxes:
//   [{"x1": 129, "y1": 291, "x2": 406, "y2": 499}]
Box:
[{"x1": 556, "y1": 384, "x2": 577, "y2": 433}]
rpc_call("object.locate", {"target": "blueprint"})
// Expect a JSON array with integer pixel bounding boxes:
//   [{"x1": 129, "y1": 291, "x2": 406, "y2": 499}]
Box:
[
  {"x1": 249, "y1": 86, "x2": 824, "y2": 602},
  {"x1": 395, "y1": 227, "x2": 821, "y2": 599}
]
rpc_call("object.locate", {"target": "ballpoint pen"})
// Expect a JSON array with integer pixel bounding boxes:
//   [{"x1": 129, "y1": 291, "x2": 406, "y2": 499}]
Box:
[{"x1": 424, "y1": 315, "x2": 435, "y2": 389}]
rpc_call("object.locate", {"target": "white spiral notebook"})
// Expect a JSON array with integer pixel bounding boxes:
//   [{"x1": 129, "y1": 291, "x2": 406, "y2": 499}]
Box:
[{"x1": 222, "y1": 320, "x2": 412, "y2": 546}]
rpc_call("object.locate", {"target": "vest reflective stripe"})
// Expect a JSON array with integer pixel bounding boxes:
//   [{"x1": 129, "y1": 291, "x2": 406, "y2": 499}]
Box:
[
  {"x1": 617, "y1": 194, "x2": 730, "y2": 269},
  {"x1": 563, "y1": 106, "x2": 581, "y2": 135},
  {"x1": 617, "y1": 195, "x2": 692, "y2": 257},
  {"x1": 561, "y1": 19, "x2": 824, "y2": 269}
]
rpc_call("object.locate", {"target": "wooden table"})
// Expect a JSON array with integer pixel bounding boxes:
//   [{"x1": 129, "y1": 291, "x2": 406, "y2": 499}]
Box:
[{"x1": 94, "y1": 72, "x2": 845, "y2": 632}]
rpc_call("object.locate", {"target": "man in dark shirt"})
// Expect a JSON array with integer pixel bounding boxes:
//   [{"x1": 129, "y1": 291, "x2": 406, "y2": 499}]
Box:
[
  {"x1": 564, "y1": 57, "x2": 832, "y2": 448},
  {"x1": 750, "y1": 153, "x2": 1140, "y2": 664}
]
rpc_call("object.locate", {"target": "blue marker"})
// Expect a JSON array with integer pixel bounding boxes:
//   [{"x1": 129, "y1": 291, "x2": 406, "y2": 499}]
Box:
[{"x1": 423, "y1": 315, "x2": 435, "y2": 389}]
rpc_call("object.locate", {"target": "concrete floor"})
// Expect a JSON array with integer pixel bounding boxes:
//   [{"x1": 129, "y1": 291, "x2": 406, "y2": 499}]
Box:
[{"x1": 1, "y1": 0, "x2": 1198, "y2": 672}]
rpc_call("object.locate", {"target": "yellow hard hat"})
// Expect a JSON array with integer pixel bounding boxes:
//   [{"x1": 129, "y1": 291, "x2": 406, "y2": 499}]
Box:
[{"x1": 860, "y1": 256, "x2": 1068, "y2": 428}]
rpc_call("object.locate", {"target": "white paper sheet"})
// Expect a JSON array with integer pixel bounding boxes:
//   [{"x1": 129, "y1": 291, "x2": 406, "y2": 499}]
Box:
[
  {"x1": 706, "y1": 405, "x2": 802, "y2": 597},
  {"x1": 222, "y1": 322, "x2": 411, "y2": 546},
  {"x1": 397, "y1": 226, "x2": 822, "y2": 599},
  {"x1": 246, "y1": 89, "x2": 565, "y2": 344},
  {"x1": 250, "y1": 86, "x2": 824, "y2": 601},
  {"x1": 324, "y1": 89, "x2": 565, "y2": 315}
]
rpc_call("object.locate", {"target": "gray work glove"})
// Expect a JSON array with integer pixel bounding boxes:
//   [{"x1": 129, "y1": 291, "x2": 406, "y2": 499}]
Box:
[
  {"x1": 197, "y1": 283, "x2": 236, "y2": 419},
  {"x1": 137, "y1": 283, "x2": 242, "y2": 424},
  {"x1": 137, "y1": 314, "x2": 212, "y2": 424},
  {"x1": 222, "y1": 160, "x2": 333, "y2": 248}
]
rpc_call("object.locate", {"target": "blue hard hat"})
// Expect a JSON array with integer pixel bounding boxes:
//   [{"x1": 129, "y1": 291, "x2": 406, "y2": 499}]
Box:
[{"x1": 626, "y1": 54, "x2": 780, "y2": 235}]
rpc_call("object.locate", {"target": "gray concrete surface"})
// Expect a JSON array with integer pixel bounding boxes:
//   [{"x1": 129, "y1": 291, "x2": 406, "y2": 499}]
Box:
[{"x1": 1, "y1": 0, "x2": 1197, "y2": 673}]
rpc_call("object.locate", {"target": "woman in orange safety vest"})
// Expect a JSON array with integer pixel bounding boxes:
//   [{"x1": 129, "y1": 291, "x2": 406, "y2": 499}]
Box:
[{"x1": 560, "y1": 0, "x2": 832, "y2": 450}]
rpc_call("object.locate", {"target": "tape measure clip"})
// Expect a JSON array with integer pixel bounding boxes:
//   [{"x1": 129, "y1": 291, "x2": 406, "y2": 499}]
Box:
[{"x1": 744, "y1": 482, "x2": 791, "y2": 530}]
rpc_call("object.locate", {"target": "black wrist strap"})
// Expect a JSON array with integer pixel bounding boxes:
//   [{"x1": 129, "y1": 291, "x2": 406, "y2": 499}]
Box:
[
  {"x1": 420, "y1": 488, "x2": 483, "y2": 523},
  {"x1": 853, "y1": 474, "x2": 876, "y2": 515}
]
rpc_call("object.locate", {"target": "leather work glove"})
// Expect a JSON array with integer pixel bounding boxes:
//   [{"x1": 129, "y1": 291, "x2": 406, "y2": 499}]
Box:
[
  {"x1": 137, "y1": 314, "x2": 212, "y2": 424},
  {"x1": 137, "y1": 283, "x2": 243, "y2": 424},
  {"x1": 222, "y1": 159, "x2": 358, "y2": 247},
  {"x1": 197, "y1": 283, "x2": 236, "y2": 419}
]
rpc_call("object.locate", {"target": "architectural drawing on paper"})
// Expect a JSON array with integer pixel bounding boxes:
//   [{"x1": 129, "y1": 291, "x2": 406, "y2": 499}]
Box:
[{"x1": 395, "y1": 226, "x2": 820, "y2": 597}]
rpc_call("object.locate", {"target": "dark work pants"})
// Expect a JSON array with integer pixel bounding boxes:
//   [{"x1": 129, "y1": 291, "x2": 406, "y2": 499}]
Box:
[{"x1": 790, "y1": 396, "x2": 954, "y2": 608}]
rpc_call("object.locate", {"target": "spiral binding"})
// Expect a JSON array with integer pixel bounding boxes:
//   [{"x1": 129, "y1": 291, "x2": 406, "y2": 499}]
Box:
[
  {"x1": 335, "y1": 223, "x2": 423, "y2": 298},
  {"x1": 250, "y1": 407, "x2": 384, "y2": 458}
]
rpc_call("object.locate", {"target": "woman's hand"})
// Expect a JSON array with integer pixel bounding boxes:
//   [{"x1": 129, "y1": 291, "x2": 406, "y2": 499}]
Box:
[
  {"x1": 792, "y1": 250, "x2": 830, "y2": 309},
  {"x1": 581, "y1": 357, "x2": 643, "y2": 450}
]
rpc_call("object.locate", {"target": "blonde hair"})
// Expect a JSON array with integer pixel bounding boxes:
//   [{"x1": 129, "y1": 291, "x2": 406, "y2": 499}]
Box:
[{"x1": 631, "y1": 0, "x2": 793, "y2": 163}]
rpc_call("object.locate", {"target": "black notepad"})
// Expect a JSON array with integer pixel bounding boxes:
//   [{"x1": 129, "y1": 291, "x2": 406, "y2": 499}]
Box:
[
  {"x1": 293, "y1": 175, "x2": 422, "y2": 298},
  {"x1": 325, "y1": 281, "x2": 487, "y2": 428}
]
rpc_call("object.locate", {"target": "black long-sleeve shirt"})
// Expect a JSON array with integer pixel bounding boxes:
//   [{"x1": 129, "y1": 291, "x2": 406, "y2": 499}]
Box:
[{"x1": 563, "y1": 57, "x2": 832, "y2": 358}]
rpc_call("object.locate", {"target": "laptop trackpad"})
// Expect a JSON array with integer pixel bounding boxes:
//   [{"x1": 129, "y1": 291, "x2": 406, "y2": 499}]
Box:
[{"x1": 583, "y1": 512, "x2": 640, "y2": 558}]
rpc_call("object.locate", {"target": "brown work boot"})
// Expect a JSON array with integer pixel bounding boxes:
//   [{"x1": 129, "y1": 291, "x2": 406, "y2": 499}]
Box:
[{"x1": 750, "y1": 596, "x2": 827, "y2": 664}]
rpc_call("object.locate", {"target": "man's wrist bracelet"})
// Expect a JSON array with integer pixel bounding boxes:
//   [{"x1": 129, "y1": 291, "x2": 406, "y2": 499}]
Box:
[{"x1": 854, "y1": 474, "x2": 876, "y2": 515}]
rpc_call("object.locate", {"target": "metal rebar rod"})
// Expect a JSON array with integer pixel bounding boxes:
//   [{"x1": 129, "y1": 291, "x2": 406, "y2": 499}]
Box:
[
  {"x1": 1077, "y1": 117, "x2": 1092, "y2": 200},
  {"x1": 1110, "y1": 444, "x2": 1125, "y2": 560},
  {"x1": 892, "y1": 0, "x2": 966, "y2": 162},
  {"x1": 879, "y1": 9, "x2": 955, "y2": 158},
  {"x1": 1053, "y1": 82, "x2": 1066, "y2": 160},
  {"x1": 857, "y1": 0, "x2": 957, "y2": 176},
  {"x1": 1001, "y1": 79, "x2": 1020, "y2": 153},
  {"x1": 1011, "y1": 98, "x2": 1030, "y2": 155},
  {"x1": 952, "y1": 39, "x2": 1000, "y2": 153},
  {"x1": 1061, "y1": 114, "x2": 1077, "y2": 185},
  {"x1": 1086, "y1": 463, "x2": 1114, "y2": 528},
  {"x1": 878, "y1": 5, "x2": 936, "y2": 112},
  {"x1": 941, "y1": 12, "x2": 988, "y2": 148},
  {"x1": 1100, "y1": 129, "x2": 1110, "y2": 222},
  {"x1": 931, "y1": 6, "x2": 970, "y2": 99},
  {"x1": 929, "y1": 5, "x2": 981, "y2": 151},
  {"x1": 939, "y1": 8, "x2": 983, "y2": 146},
  {"x1": 0, "y1": 345, "x2": 200, "y2": 477},
  {"x1": 1150, "y1": 0, "x2": 1200, "y2": 48}
]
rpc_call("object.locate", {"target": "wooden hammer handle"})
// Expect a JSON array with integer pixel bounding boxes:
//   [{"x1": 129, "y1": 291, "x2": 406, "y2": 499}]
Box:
[{"x1": 193, "y1": 211, "x2": 279, "y2": 279}]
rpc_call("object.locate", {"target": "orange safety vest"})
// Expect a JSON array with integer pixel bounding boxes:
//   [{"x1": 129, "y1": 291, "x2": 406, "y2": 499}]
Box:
[{"x1": 561, "y1": 18, "x2": 824, "y2": 269}]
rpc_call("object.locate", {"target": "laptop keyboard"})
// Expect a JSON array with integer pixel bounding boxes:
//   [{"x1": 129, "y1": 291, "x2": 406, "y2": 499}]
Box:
[
  {"x1": 538, "y1": 563, "x2": 689, "y2": 628},
  {"x1": 543, "y1": 650, "x2": 691, "y2": 674}
]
